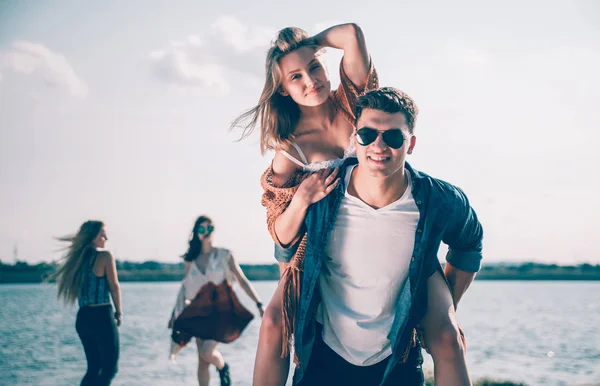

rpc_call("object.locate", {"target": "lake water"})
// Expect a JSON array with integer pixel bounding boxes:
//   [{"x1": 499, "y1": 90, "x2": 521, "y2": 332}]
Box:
[{"x1": 0, "y1": 281, "x2": 598, "y2": 386}]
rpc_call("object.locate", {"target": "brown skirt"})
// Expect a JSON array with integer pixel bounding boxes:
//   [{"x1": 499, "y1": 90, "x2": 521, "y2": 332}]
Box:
[{"x1": 171, "y1": 280, "x2": 254, "y2": 346}]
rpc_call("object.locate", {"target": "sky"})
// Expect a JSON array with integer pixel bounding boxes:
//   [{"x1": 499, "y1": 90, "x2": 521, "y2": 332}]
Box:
[{"x1": 0, "y1": 0, "x2": 599, "y2": 265}]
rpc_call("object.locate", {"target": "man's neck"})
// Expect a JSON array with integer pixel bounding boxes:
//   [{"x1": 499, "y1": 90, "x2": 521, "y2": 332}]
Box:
[{"x1": 348, "y1": 164, "x2": 408, "y2": 210}]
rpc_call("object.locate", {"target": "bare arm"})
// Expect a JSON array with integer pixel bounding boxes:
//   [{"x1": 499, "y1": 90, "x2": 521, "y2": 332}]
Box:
[
  {"x1": 271, "y1": 151, "x2": 309, "y2": 247},
  {"x1": 444, "y1": 262, "x2": 476, "y2": 309},
  {"x1": 312, "y1": 23, "x2": 370, "y2": 90},
  {"x1": 228, "y1": 253, "x2": 264, "y2": 316},
  {"x1": 274, "y1": 197, "x2": 309, "y2": 247},
  {"x1": 103, "y1": 251, "x2": 122, "y2": 323},
  {"x1": 184, "y1": 261, "x2": 192, "y2": 278}
]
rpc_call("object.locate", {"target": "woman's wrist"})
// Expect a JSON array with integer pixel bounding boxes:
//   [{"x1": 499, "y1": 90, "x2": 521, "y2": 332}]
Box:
[{"x1": 289, "y1": 194, "x2": 310, "y2": 213}]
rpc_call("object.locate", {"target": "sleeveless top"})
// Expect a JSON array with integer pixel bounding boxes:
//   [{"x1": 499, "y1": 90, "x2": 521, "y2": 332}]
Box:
[
  {"x1": 170, "y1": 248, "x2": 233, "y2": 323},
  {"x1": 182, "y1": 248, "x2": 233, "y2": 302},
  {"x1": 78, "y1": 248, "x2": 111, "y2": 307}
]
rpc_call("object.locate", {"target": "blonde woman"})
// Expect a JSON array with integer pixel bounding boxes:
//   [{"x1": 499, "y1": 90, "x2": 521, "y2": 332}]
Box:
[
  {"x1": 51, "y1": 220, "x2": 122, "y2": 386},
  {"x1": 231, "y1": 23, "x2": 378, "y2": 385}
]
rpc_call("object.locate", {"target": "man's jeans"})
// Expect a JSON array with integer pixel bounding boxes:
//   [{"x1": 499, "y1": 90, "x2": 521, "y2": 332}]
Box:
[{"x1": 296, "y1": 324, "x2": 424, "y2": 386}]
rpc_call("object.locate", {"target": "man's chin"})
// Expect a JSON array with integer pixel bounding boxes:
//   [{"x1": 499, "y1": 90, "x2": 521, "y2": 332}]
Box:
[
  {"x1": 365, "y1": 167, "x2": 395, "y2": 178},
  {"x1": 360, "y1": 162, "x2": 403, "y2": 178}
]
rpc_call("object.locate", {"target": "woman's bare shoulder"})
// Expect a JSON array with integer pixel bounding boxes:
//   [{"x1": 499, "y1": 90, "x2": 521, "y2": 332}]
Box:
[
  {"x1": 95, "y1": 249, "x2": 113, "y2": 260},
  {"x1": 271, "y1": 146, "x2": 304, "y2": 187}
]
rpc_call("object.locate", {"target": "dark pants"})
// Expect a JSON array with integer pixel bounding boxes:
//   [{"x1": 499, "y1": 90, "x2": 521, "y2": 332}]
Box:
[
  {"x1": 76, "y1": 305, "x2": 119, "y2": 386},
  {"x1": 296, "y1": 325, "x2": 424, "y2": 386}
]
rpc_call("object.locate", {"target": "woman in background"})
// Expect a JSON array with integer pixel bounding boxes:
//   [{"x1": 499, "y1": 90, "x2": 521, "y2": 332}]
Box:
[
  {"x1": 168, "y1": 215, "x2": 265, "y2": 386},
  {"x1": 51, "y1": 220, "x2": 122, "y2": 386}
]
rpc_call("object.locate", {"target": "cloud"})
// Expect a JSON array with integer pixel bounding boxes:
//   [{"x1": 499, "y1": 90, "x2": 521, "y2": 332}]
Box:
[
  {"x1": 187, "y1": 35, "x2": 202, "y2": 47},
  {"x1": 149, "y1": 16, "x2": 276, "y2": 95},
  {"x1": 0, "y1": 40, "x2": 88, "y2": 98},
  {"x1": 210, "y1": 15, "x2": 275, "y2": 52},
  {"x1": 149, "y1": 18, "x2": 366, "y2": 94},
  {"x1": 149, "y1": 46, "x2": 231, "y2": 94}
]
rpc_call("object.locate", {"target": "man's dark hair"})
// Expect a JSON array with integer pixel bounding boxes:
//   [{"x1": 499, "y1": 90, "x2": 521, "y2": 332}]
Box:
[{"x1": 355, "y1": 87, "x2": 419, "y2": 133}]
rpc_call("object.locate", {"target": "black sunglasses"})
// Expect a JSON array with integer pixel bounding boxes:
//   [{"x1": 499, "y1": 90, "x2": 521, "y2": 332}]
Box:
[
  {"x1": 356, "y1": 127, "x2": 406, "y2": 149},
  {"x1": 197, "y1": 225, "x2": 214, "y2": 235}
]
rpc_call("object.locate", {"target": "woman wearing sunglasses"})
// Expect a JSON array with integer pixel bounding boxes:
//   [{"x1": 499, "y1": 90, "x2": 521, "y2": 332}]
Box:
[{"x1": 168, "y1": 215, "x2": 265, "y2": 386}]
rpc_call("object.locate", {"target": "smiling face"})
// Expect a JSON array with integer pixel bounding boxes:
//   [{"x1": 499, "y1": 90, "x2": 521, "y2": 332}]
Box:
[
  {"x1": 278, "y1": 46, "x2": 331, "y2": 107},
  {"x1": 354, "y1": 108, "x2": 417, "y2": 178}
]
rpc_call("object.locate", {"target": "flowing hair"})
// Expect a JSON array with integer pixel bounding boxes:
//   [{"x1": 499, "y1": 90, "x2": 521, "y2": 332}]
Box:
[
  {"x1": 229, "y1": 27, "x2": 321, "y2": 154},
  {"x1": 49, "y1": 220, "x2": 104, "y2": 306},
  {"x1": 181, "y1": 215, "x2": 214, "y2": 262}
]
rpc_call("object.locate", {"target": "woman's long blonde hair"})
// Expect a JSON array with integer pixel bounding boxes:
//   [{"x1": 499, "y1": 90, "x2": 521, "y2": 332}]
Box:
[
  {"x1": 49, "y1": 220, "x2": 104, "y2": 305},
  {"x1": 229, "y1": 27, "x2": 320, "y2": 154}
]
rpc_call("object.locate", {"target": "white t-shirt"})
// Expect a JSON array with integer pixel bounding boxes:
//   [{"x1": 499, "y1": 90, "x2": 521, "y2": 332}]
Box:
[{"x1": 316, "y1": 164, "x2": 420, "y2": 366}]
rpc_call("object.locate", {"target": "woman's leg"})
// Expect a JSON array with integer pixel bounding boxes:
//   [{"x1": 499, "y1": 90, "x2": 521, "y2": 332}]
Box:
[
  {"x1": 252, "y1": 263, "x2": 291, "y2": 386},
  {"x1": 196, "y1": 339, "x2": 227, "y2": 386},
  {"x1": 196, "y1": 356, "x2": 211, "y2": 386},
  {"x1": 169, "y1": 341, "x2": 184, "y2": 363},
  {"x1": 96, "y1": 306, "x2": 119, "y2": 385},
  {"x1": 76, "y1": 308, "x2": 101, "y2": 386},
  {"x1": 421, "y1": 270, "x2": 471, "y2": 386}
]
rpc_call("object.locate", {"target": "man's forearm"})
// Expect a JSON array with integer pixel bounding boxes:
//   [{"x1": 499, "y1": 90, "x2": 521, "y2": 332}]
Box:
[{"x1": 444, "y1": 262, "x2": 476, "y2": 309}]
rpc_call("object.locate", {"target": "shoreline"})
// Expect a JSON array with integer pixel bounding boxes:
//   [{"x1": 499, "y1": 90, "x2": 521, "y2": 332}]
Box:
[{"x1": 1, "y1": 261, "x2": 599, "y2": 284}]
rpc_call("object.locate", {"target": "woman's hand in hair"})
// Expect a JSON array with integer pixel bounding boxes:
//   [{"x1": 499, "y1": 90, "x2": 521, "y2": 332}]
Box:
[{"x1": 311, "y1": 23, "x2": 370, "y2": 89}]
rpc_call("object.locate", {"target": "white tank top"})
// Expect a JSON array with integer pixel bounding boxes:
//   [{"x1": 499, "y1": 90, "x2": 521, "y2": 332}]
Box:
[{"x1": 182, "y1": 248, "x2": 232, "y2": 301}]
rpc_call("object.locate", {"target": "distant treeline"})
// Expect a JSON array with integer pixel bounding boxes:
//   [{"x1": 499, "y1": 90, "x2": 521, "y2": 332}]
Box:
[
  {"x1": 0, "y1": 260, "x2": 280, "y2": 283},
  {"x1": 1, "y1": 260, "x2": 599, "y2": 284}
]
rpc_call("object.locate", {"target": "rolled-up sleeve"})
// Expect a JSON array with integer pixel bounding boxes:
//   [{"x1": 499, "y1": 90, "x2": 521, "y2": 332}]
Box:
[
  {"x1": 274, "y1": 241, "x2": 300, "y2": 263},
  {"x1": 443, "y1": 187, "x2": 483, "y2": 272}
]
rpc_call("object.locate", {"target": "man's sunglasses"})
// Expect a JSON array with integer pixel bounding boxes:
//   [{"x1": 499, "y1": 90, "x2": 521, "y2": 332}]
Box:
[
  {"x1": 197, "y1": 225, "x2": 214, "y2": 235},
  {"x1": 356, "y1": 127, "x2": 406, "y2": 149}
]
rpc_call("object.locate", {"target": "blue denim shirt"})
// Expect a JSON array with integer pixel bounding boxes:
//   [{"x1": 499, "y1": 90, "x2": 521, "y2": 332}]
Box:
[{"x1": 275, "y1": 158, "x2": 483, "y2": 385}]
